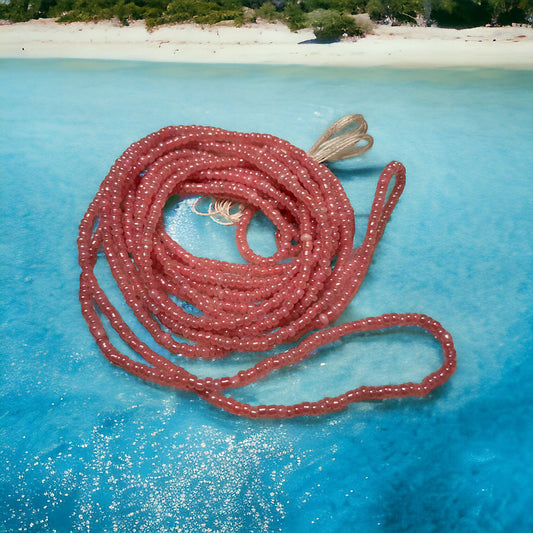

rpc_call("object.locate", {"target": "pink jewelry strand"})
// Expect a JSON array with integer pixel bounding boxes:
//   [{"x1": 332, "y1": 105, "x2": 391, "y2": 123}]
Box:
[{"x1": 77, "y1": 122, "x2": 456, "y2": 418}]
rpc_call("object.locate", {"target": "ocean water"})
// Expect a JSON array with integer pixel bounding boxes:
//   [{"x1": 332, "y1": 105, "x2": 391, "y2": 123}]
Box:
[{"x1": 0, "y1": 59, "x2": 532, "y2": 533}]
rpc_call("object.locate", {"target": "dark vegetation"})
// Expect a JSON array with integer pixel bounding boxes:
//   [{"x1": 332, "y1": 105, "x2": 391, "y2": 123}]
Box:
[{"x1": 1, "y1": 0, "x2": 531, "y2": 41}]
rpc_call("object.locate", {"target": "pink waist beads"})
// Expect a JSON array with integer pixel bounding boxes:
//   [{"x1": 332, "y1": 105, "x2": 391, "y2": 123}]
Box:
[{"x1": 77, "y1": 125, "x2": 456, "y2": 418}]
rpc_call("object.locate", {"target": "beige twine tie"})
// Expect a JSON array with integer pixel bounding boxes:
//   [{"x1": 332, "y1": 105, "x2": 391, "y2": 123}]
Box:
[
  {"x1": 191, "y1": 197, "x2": 246, "y2": 226},
  {"x1": 306, "y1": 113, "x2": 373, "y2": 163},
  {"x1": 191, "y1": 114, "x2": 373, "y2": 225}
]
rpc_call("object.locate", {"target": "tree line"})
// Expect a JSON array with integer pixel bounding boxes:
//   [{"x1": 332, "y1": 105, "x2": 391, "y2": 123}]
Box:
[{"x1": 1, "y1": 0, "x2": 531, "y2": 36}]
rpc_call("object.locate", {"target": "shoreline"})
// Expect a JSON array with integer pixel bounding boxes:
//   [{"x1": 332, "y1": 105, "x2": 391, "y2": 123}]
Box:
[{"x1": 1, "y1": 18, "x2": 532, "y2": 69}]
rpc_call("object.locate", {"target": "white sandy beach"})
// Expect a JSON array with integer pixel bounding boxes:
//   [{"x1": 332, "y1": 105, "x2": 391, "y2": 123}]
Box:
[{"x1": 0, "y1": 18, "x2": 532, "y2": 68}]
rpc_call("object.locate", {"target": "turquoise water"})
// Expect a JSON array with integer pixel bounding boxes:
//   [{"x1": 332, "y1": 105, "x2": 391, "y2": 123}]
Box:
[{"x1": 1, "y1": 59, "x2": 532, "y2": 532}]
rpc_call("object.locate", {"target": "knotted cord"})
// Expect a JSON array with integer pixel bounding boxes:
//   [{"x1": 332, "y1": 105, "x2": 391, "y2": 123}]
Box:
[
  {"x1": 307, "y1": 113, "x2": 373, "y2": 163},
  {"x1": 77, "y1": 120, "x2": 456, "y2": 418}
]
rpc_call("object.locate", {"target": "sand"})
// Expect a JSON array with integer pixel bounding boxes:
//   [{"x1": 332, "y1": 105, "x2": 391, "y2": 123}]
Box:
[{"x1": 0, "y1": 18, "x2": 532, "y2": 68}]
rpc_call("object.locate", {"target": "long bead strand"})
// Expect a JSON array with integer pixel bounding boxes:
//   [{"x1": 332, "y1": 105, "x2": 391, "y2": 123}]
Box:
[{"x1": 78, "y1": 125, "x2": 456, "y2": 418}]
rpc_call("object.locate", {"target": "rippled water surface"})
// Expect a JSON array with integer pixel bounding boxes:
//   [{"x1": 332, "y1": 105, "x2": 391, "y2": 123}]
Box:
[{"x1": 1, "y1": 59, "x2": 532, "y2": 532}]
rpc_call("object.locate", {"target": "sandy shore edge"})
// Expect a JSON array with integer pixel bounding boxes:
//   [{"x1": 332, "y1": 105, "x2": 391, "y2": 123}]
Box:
[{"x1": 1, "y1": 18, "x2": 532, "y2": 68}]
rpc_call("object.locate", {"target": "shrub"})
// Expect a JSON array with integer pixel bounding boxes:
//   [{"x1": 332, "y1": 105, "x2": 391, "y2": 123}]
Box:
[
  {"x1": 164, "y1": 0, "x2": 244, "y2": 25},
  {"x1": 353, "y1": 12, "x2": 375, "y2": 33},
  {"x1": 365, "y1": 0, "x2": 386, "y2": 21},
  {"x1": 309, "y1": 9, "x2": 363, "y2": 41},
  {"x1": 242, "y1": 6, "x2": 257, "y2": 23},
  {"x1": 145, "y1": 17, "x2": 160, "y2": 29},
  {"x1": 283, "y1": 2, "x2": 308, "y2": 30},
  {"x1": 366, "y1": 0, "x2": 424, "y2": 23},
  {"x1": 255, "y1": 1, "x2": 279, "y2": 21},
  {"x1": 303, "y1": 0, "x2": 367, "y2": 12}
]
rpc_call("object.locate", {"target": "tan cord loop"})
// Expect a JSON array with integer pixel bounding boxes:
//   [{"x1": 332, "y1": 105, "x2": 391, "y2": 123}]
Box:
[
  {"x1": 192, "y1": 114, "x2": 373, "y2": 225},
  {"x1": 307, "y1": 114, "x2": 374, "y2": 163},
  {"x1": 192, "y1": 196, "x2": 245, "y2": 226}
]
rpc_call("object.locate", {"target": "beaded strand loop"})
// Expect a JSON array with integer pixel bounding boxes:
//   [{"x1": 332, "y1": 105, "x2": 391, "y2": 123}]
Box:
[{"x1": 77, "y1": 124, "x2": 456, "y2": 418}]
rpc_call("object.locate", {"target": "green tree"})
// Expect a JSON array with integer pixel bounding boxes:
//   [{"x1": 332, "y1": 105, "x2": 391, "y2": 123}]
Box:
[
  {"x1": 149, "y1": 0, "x2": 243, "y2": 25},
  {"x1": 283, "y1": 1, "x2": 307, "y2": 30},
  {"x1": 366, "y1": 0, "x2": 424, "y2": 23},
  {"x1": 0, "y1": 0, "x2": 34, "y2": 22},
  {"x1": 303, "y1": 0, "x2": 367, "y2": 12},
  {"x1": 255, "y1": 1, "x2": 278, "y2": 20},
  {"x1": 393, "y1": 0, "x2": 424, "y2": 22},
  {"x1": 488, "y1": 0, "x2": 532, "y2": 23},
  {"x1": 430, "y1": 0, "x2": 492, "y2": 27},
  {"x1": 366, "y1": 0, "x2": 386, "y2": 19}
]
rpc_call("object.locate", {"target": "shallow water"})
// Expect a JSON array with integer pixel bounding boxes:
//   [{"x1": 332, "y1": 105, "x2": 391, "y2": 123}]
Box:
[{"x1": 1, "y1": 59, "x2": 532, "y2": 532}]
